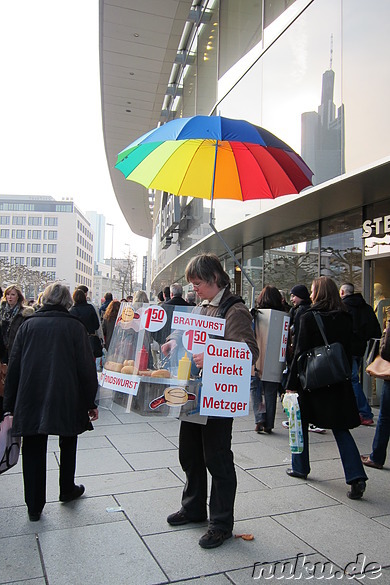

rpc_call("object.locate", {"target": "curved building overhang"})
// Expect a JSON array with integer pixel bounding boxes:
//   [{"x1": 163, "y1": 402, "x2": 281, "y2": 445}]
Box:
[
  {"x1": 99, "y1": 0, "x2": 194, "y2": 238},
  {"x1": 152, "y1": 157, "x2": 390, "y2": 290}
]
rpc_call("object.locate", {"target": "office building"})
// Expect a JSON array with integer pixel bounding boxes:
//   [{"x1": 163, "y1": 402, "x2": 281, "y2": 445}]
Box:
[{"x1": 0, "y1": 195, "x2": 94, "y2": 296}]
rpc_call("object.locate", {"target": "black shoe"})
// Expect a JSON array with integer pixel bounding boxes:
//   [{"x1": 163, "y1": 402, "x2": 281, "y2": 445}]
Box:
[
  {"x1": 28, "y1": 511, "x2": 41, "y2": 522},
  {"x1": 255, "y1": 423, "x2": 264, "y2": 433},
  {"x1": 167, "y1": 509, "x2": 207, "y2": 526},
  {"x1": 263, "y1": 427, "x2": 273, "y2": 434},
  {"x1": 286, "y1": 468, "x2": 307, "y2": 480},
  {"x1": 59, "y1": 484, "x2": 85, "y2": 502},
  {"x1": 199, "y1": 528, "x2": 232, "y2": 549},
  {"x1": 347, "y1": 479, "x2": 366, "y2": 500}
]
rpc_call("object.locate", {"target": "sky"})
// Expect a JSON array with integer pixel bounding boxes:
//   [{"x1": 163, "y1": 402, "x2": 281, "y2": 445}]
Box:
[{"x1": 0, "y1": 0, "x2": 149, "y2": 276}]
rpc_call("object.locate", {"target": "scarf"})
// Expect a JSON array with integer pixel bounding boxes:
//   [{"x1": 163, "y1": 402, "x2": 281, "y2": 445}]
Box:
[{"x1": 0, "y1": 302, "x2": 21, "y2": 348}]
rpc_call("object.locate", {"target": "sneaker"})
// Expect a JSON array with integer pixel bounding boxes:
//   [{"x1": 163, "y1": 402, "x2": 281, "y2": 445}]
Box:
[
  {"x1": 347, "y1": 479, "x2": 366, "y2": 500},
  {"x1": 167, "y1": 509, "x2": 207, "y2": 526},
  {"x1": 308, "y1": 424, "x2": 326, "y2": 434},
  {"x1": 282, "y1": 420, "x2": 290, "y2": 429},
  {"x1": 360, "y1": 417, "x2": 374, "y2": 426},
  {"x1": 198, "y1": 528, "x2": 232, "y2": 549},
  {"x1": 59, "y1": 484, "x2": 85, "y2": 502}
]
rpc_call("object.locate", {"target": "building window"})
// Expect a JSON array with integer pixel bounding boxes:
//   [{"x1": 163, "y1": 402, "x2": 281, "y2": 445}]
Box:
[
  {"x1": 264, "y1": 223, "x2": 319, "y2": 293},
  {"x1": 47, "y1": 258, "x2": 56, "y2": 267},
  {"x1": 0, "y1": 229, "x2": 9, "y2": 238},
  {"x1": 44, "y1": 217, "x2": 58, "y2": 226},
  {"x1": 28, "y1": 217, "x2": 42, "y2": 225},
  {"x1": 0, "y1": 243, "x2": 9, "y2": 252},
  {"x1": 47, "y1": 230, "x2": 57, "y2": 240},
  {"x1": 28, "y1": 230, "x2": 41, "y2": 239},
  {"x1": 0, "y1": 216, "x2": 10, "y2": 225},
  {"x1": 31, "y1": 244, "x2": 41, "y2": 253},
  {"x1": 31, "y1": 257, "x2": 40, "y2": 267},
  {"x1": 15, "y1": 243, "x2": 25, "y2": 253},
  {"x1": 47, "y1": 244, "x2": 57, "y2": 253},
  {"x1": 12, "y1": 216, "x2": 26, "y2": 225},
  {"x1": 12, "y1": 229, "x2": 26, "y2": 239},
  {"x1": 320, "y1": 210, "x2": 363, "y2": 289}
]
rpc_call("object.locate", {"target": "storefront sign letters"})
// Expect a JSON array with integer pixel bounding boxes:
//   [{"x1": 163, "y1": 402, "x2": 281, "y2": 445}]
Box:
[{"x1": 362, "y1": 215, "x2": 390, "y2": 238}]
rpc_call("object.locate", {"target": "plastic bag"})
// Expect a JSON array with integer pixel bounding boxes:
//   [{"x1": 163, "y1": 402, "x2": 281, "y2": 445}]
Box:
[{"x1": 282, "y1": 393, "x2": 303, "y2": 453}]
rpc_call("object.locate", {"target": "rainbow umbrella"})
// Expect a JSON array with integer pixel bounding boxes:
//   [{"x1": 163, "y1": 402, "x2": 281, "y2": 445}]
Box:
[
  {"x1": 115, "y1": 115, "x2": 313, "y2": 299},
  {"x1": 115, "y1": 115, "x2": 313, "y2": 201}
]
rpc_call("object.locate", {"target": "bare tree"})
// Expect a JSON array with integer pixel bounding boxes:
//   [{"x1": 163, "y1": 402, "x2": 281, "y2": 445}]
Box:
[{"x1": 0, "y1": 259, "x2": 55, "y2": 299}]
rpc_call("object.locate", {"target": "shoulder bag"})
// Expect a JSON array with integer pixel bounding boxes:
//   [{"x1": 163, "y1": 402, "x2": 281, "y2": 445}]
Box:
[
  {"x1": 0, "y1": 415, "x2": 21, "y2": 474},
  {"x1": 297, "y1": 312, "x2": 352, "y2": 391},
  {"x1": 366, "y1": 355, "x2": 390, "y2": 380}
]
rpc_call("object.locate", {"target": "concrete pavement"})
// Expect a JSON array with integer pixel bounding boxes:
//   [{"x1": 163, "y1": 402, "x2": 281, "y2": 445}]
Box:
[{"x1": 1, "y1": 401, "x2": 389, "y2": 584}]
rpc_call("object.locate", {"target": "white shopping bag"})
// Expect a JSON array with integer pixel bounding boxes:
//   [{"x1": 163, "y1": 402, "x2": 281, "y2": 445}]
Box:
[{"x1": 282, "y1": 393, "x2": 303, "y2": 454}]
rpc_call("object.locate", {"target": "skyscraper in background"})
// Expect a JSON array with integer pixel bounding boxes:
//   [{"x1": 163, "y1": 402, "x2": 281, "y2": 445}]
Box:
[
  {"x1": 86, "y1": 210, "x2": 105, "y2": 263},
  {"x1": 301, "y1": 46, "x2": 345, "y2": 186}
]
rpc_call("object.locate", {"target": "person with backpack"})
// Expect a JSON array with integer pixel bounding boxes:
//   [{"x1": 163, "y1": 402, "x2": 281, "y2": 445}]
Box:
[
  {"x1": 162, "y1": 253, "x2": 258, "y2": 549},
  {"x1": 340, "y1": 283, "x2": 382, "y2": 425}
]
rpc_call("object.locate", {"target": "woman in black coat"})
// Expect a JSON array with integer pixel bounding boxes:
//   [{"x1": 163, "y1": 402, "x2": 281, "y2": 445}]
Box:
[
  {"x1": 3, "y1": 282, "x2": 98, "y2": 522},
  {"x1": 69, "y1": 289, "x2": 101, "y2": 357},
  {"x1": 286, "y1": 276, "x2": 368, "y2": 500}
]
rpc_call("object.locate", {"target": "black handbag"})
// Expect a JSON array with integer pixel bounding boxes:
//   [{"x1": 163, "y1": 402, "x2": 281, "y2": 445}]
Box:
[
  {"x1": 297, "y1": 313, "x2": 351, "y2": 391},
  {"x1": 89, "y1": 334, "x2": 103, "y2": 358}
]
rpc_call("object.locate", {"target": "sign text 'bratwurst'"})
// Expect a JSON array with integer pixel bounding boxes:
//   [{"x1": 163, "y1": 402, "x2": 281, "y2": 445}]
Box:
[
  {"x1": 172, "y1": 311, "x2": 226, "y2": 335},
  {"x1": 200, "y1": 339, "x2": 252, "y2": 418}
]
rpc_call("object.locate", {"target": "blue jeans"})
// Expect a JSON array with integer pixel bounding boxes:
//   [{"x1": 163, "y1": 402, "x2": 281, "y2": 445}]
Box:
[
  {"x1": 371, "y1": 379, "x2": 390, "y2": 465},
  {"x1": 351, "y1": 357, "x2": 373, "y2": 420},
  {"x1": 292, "y1": 424, "x2": 368, "y2": 484},
  {"x1": 251, "y1": 376, "x2": 281, "y2": 429}
]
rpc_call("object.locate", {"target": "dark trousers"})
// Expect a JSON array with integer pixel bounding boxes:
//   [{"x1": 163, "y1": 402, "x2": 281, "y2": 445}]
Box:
[
  {"x1": 22, "y1": 435, "x2": 78, "y2": 514},
  {"x1": 179, "y1": 418, "x2": 236, "y2": 532}
]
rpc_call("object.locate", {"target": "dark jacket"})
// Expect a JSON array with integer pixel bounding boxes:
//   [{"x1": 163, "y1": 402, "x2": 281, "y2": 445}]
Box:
[
  {"x1": 164, "y1": 296, "x2": 190, "y2": 306},
  {"x1": 69, "y1": 301, "x2": 100, "y2": 334},
  {"x1": 0, "y1": 304, "x2": 32, "y2": 363},
  {"x1": 287, "y1": 308, "x2": 360, "y2": 430},
  {"x1": 342, "y1": 293, "x2": 381, "y2": 356},
  {"x1": 287, "y1": 299, "x2": 312, "y2": 365},
  {"x1": 3, "y1": 305, "x2": 98, "y2": 436}
]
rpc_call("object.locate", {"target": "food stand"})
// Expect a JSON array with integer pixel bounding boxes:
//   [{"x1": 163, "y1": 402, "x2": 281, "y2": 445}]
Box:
[{"x1": 97, "y1": 302, "x2": 254, "y2": 421}]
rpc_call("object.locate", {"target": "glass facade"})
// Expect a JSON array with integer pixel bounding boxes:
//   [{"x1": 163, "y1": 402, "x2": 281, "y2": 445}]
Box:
[
  {"x1": 264, "y1": 223, "x2": 319, "y2": 294},
  {"x1": 153, "y1": 0, "x2": 389, "y2": 302},
  {"x1": 320, "y1": 210, "x2": 362, "y2": 289}
]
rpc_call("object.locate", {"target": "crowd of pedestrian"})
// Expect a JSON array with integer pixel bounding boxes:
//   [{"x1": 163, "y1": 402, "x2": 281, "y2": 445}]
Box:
[{"x1": 1, "y1": 266, "x2": 388, "y2": 551}]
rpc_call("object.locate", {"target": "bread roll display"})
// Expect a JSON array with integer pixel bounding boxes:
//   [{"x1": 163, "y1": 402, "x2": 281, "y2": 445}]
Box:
[
  {"x1": 150, "y1": 369, "x2": 170, "y2": 378},
  {"x1": 105, "y1": 361, "x2": 123, "y2": 373},
  {"x1": 123, "y1": 359, "x2": 135, "y2": 367},
  {"x1": 121, "y1": 365, "x2": 134, "y2": 375}
]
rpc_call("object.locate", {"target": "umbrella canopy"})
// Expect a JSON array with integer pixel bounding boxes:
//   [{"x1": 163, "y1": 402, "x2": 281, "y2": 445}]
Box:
[{"x1": 115, "y1": 115, "x2": 313, "y2": 201}]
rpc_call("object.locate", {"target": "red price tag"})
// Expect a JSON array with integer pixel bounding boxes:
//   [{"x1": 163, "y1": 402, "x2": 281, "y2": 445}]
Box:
[
  {"x1": 182, "y1": 329, "x2": 207, "y2": 354},
  {"x1": 141, "y1": 305, "x2": 167, "y2": 332}
]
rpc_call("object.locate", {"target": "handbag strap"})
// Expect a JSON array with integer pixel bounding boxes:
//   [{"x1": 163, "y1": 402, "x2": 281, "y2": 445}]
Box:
[{"x1": 313, "y1": 312, "x2": 330, "y2": 346}]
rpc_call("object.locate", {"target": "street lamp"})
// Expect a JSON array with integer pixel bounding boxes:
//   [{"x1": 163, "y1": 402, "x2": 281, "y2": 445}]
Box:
[{"x1": 107, "y1": 223, "x2": 114, "y2": 292}]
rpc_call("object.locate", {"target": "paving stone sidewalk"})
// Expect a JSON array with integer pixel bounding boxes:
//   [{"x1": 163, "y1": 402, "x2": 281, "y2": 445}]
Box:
[{"x1": 1, "y1": 402, "x2": 389, "y2": 584}]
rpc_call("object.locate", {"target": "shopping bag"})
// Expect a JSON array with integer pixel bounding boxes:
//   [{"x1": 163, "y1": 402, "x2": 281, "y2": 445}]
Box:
[
  {"x1": 0, "y1": 415, "x2": 21, "y2": 474},
  {"x1": 282, "y1": 393, "x2": 303, "y2": 453}
]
